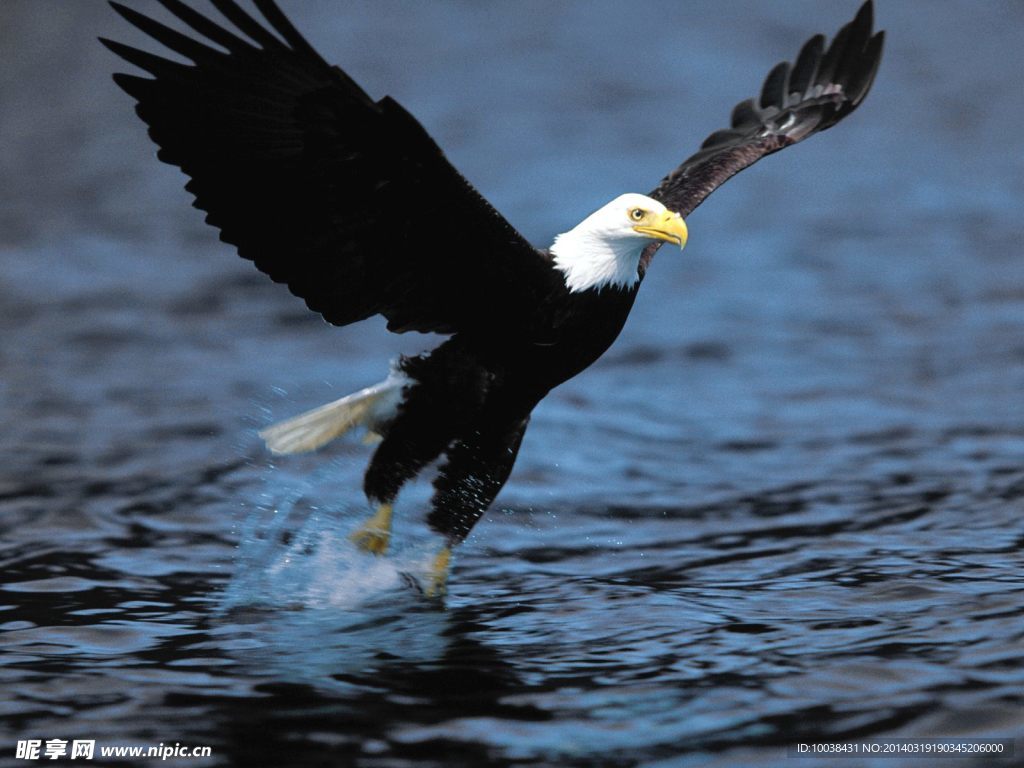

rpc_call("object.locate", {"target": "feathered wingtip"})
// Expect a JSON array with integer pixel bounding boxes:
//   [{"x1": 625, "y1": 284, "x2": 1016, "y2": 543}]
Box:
[
  {"x1": 754, "y1": 0, "x2": 883, "y2": 122},
  {"x1": 101, "y1": 0, "x2": 374, "y2": 104},
  {"x1": 652, "y1": 1, "x2": 885, "y2": 221},
  {"x1": 698, "y1": 2, "x2": 882, "y2": 155}
]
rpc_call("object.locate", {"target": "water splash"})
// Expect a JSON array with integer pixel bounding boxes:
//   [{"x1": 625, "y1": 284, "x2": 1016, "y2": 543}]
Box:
[{"x1": 224, "y1": 451, "x2": 445, "y2": 612}]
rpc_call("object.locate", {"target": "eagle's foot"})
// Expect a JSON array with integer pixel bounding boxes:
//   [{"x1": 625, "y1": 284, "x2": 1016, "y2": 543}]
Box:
[
  {"x1": 349, "y1": 503, "x2": 393, "y2": 555},
  {"x1": 423, "y1": 546, "x2": 451, "y2": 599}
]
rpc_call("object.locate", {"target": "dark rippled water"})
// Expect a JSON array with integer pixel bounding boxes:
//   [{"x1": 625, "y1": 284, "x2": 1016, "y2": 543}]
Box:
[{"x1": 3, "y1": 1, "x2": 1023, "y2": 766}]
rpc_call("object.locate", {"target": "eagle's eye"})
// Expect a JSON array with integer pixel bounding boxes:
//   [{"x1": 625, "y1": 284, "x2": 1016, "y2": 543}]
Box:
[{"x1": 629, "y1": 208, "x2": 645, "y2": 221}]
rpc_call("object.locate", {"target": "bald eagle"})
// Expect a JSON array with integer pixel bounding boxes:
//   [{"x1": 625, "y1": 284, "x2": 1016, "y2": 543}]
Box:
[{"x1": 104, "y1": 1, "x2": 883, "y2": 595}]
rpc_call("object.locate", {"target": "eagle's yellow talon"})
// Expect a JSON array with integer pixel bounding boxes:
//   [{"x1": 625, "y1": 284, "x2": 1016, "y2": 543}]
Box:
[
  {"x1": 424, "y1": 546, "x2": 451, "y2": 598},
  {"x1": 349, "y1": 503, "x2": 393, "y2": 555}
]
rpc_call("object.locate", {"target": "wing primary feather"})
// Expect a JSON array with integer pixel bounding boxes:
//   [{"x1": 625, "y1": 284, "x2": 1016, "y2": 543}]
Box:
[
  {"x1": 835, "y1": 4, "x2": 874, "y2": 89},
  {"x1": 100, "y1": 37, "x2": 190, "y2": 79},
  {"x1": 250, "y1": 0, "x2": 374, "y2": 103},
  {"x1": 847, "y1": 30, "x2": 884, "y2": 105},
  {"x1": 153, "y1": 0, "x2": 254, "y2": 54},
  {"x1": 759, "y1": 61, "x2": 790, "y2": 110},
  {"x1": 852, "y1": 1, "x2": 874, "y2": 39},
  {"x1": 815, "y1": 19, "x2": 852, "y2": 88},
  {"x1": 252, "y1": 0, "x2": 325, "y2": 61},
  {"x1": 208, "y1": 0, "x2": 286, "y2": 50},
  {"x1": 788, "y1": 34, "x2": 824, "y2": 97},
  {"x1": 730, "y1": 98, "x2": 759, "y2": 128},
  {"x1": 111, "y1": 71, "x2": 160, "y2": 99},
  {"x1": 107, "y1": 3, "x2": 223, "y2": 66},
  {"x1": 839, "y1": 7, "x2": 872, "y2": 74}
]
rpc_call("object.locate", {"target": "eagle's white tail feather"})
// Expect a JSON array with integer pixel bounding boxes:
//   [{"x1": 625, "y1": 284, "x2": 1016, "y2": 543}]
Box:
[{"x1": 259, "y1": 373, "x2": 406, "y2": 455}]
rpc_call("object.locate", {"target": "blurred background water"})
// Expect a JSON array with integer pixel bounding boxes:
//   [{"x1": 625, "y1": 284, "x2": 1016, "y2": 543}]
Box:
[{"x1": 1, "y1": 1, "x2": 1023, "y2": 766}]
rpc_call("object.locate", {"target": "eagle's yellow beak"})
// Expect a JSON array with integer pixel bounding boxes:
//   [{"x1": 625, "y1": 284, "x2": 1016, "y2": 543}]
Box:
[{"x1": 634, "y1": 210, "x2": 688, "y2": 249}]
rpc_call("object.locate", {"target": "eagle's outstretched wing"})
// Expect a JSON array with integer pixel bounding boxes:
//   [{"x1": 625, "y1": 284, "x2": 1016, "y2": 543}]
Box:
[
  {"x1": 102, "y1": 0, "x2": 552, "y2": 334},
  {"x1": 649, "y1": 1, "x2": 883, "y2": 220}
]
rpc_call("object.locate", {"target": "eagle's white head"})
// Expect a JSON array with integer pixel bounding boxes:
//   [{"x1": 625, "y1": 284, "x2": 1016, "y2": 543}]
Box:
[{"x1": 550, "y1": 193, "x2": 688, "y2": 293}]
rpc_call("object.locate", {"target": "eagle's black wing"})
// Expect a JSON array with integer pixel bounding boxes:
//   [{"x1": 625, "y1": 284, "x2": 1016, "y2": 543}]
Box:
[
  {"x1": 102, "y1": 0, "x2": 552, "y2": 334},
  {"x1": 649, "y1": 1, "x2": 883, "y2": 221}
]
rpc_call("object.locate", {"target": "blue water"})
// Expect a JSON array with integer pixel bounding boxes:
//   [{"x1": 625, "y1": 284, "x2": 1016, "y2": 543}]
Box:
[{"x1": 2, "y1": 1, "x2": 1023, "y2": 766}]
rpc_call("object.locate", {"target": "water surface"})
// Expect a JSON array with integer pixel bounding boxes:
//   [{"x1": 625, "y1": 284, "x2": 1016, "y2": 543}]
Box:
[{"x1": 2, "y1": 1, "x2": 1023, "y2": 765}]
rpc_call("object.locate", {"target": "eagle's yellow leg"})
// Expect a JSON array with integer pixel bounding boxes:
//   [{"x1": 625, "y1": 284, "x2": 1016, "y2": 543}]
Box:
[
  {"x1": 424, "y1": 546, "x2": 451, "y2": 598},
  {"x1": 349, "y1": 503, "x2": 393, "y2": 555}
]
